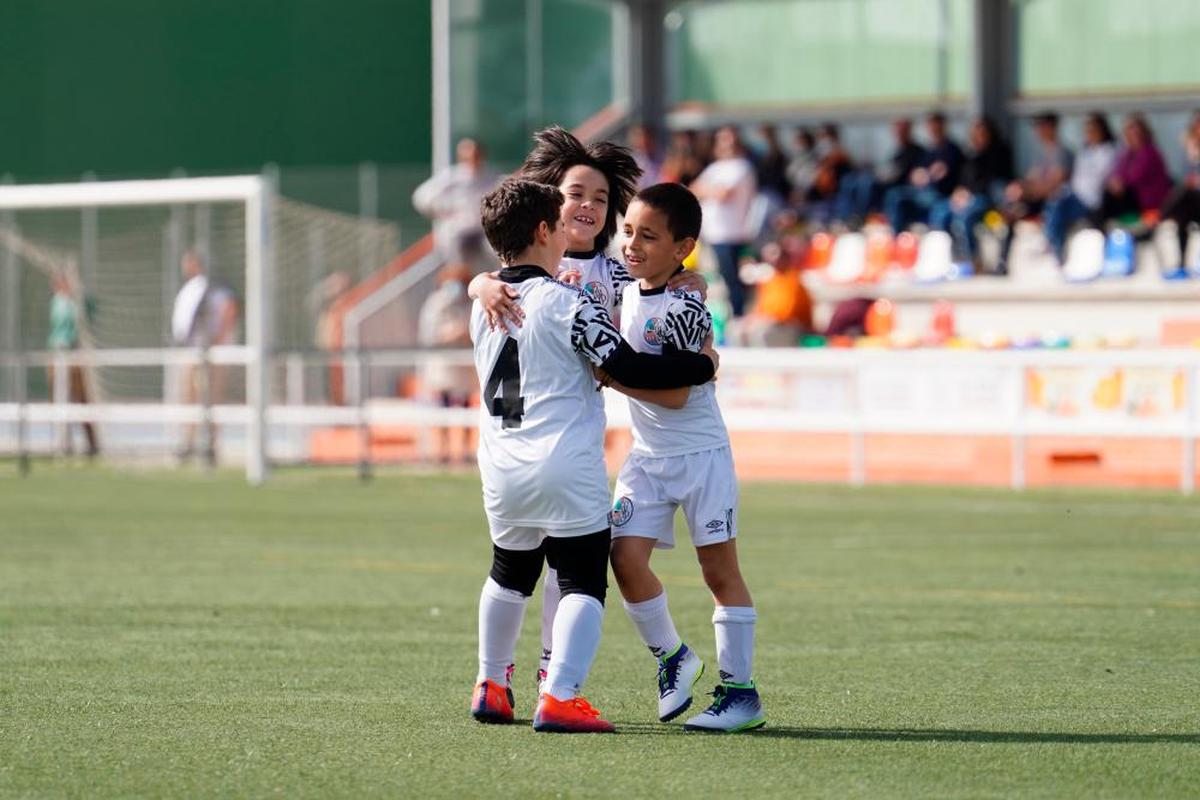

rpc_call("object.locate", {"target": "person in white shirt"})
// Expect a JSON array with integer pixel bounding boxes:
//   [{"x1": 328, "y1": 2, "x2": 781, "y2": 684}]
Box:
[
  {"x1": 1043, "y1": 112, "x2": 1118, "y2": 265},
  {"x1": 468, "y1": 178, "x2": 718, "y2": 733},
  {"x1": 412, "y1": 137, "x2": 501, "y2": 271},
  {"x1": 608, "y1": 182, "x2": 765, "y2": 733},
  {"x1": 690, "y1": 126, "x2": 757, "y2": 317},
  {"x1": 170, "y1": 249, "x2": 238, "y2": 463}
]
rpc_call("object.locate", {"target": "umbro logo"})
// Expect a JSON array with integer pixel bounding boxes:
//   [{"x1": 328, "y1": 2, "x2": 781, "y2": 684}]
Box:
[{"x1": 705, "y1": 519, "x2": 724, "y2": 532}]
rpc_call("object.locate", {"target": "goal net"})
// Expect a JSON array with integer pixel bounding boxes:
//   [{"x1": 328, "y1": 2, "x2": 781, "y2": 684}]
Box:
[{"x1": 0, "y1": 176, "x2": 400, "y2": 482}]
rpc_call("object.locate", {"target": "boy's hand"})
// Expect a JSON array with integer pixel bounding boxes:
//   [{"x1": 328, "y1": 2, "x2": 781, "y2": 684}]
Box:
[
  {"x1": 667, "y1": 269, "x2": 709, "y2": 300},
  {"x1": 558, "y1": 268, "x2": 583, "y2": 286},
  {"x1": 700, "y1": 334, "x2": 720, "y2": 376},
  {"x1": 477, "y1": 275, "x2": 524, "y2": 330}
]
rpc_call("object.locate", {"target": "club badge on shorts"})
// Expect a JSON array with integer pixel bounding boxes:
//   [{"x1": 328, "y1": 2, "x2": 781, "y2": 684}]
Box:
[{"x1": 610, "y1": 496, "x2": 634, "y2": 527}]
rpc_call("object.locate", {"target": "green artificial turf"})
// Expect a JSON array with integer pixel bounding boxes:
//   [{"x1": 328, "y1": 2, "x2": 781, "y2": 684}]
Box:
[{"x1": 1, "y1": 465, "x2": 1197, "y2": 798}]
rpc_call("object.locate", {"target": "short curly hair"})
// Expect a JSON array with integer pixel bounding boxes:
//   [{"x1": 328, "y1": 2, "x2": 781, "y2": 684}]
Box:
[
  {"x1": 480, "y1": 179, "x2": 564, "y2": 265},
  {"x1": 517, "y1": 126, "x2": 642, "y2": 252}
]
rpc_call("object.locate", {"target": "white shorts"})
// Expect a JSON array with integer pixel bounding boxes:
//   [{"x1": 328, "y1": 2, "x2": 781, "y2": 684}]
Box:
[
  {"x1": 488, "y1": 518, "x2": 608, "y2": 551},
  {"x1": 610, "y1": 446, "x2": 738, "y2": 550}
]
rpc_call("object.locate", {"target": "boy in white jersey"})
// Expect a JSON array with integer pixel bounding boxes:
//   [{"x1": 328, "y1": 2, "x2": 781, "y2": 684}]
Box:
[
  {"x1": 469, "y1": 178, "x2": 718, "y2": 733},
  {"x1": 470, "y1": 127, "x2": 706, "y2": 691},
  {"x1": 607, "y1": 183, "x2": 765, "y2": 732}
]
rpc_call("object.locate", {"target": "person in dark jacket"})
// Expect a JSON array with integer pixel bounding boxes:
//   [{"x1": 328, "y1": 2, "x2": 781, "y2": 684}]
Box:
[{"x1": 929, "y1": 116, "x2": 1014, "y2": 265}]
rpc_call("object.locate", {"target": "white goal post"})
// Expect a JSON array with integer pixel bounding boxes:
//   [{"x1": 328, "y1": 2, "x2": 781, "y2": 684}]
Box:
[{"x1": 0, "y1": 176, "x2": 274, "y2": 483}]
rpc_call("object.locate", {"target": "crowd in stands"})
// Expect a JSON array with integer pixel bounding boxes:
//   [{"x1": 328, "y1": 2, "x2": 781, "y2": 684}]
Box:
[{"x1": 624, "y1": 109, "x2": 1200, "y2": 340}]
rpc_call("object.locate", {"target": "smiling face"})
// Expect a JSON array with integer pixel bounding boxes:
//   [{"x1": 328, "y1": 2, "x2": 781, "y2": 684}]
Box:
[
  {"x1": 558, "y1": 164, "x2": 609, "y2": 252},
  {"x1": 621, "y1": 199, "x2": 695, "y2": 287}
]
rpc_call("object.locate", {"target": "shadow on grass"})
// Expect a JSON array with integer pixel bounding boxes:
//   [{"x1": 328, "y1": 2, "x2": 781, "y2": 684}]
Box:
[{"x1": 611, "y1": 722, "x2": 1199, "y2": 744}]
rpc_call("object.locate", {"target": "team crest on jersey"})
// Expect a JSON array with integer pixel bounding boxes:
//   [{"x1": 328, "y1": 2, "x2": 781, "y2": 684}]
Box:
[
  {"x1": 584, "y1": 281, "x2": 609, "y2": 306},
  {"x1": 610, "y1": 496, "x2": 634, "y2": 527},
  {"x1": 643, "y1": 317, "x2": 666, "y2": 346}
]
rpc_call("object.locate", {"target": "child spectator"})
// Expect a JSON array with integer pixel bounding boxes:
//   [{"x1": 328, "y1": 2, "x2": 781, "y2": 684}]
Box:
[{"x1": 732, "y1": 241, "x2": 812, "y2": 347}]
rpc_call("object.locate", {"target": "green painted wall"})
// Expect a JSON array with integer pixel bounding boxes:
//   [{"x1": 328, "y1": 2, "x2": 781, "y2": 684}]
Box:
[
  {"x1": 0, "y1": 0, "x2": 432, "y2": 182},
  {"x1": 449, "y1": 0, "x2": 614, "y2": 166},
  {"x1": 1015, "y1": 0, "x2": 1200, "y2": 95},
  {"x1": 669, "y1": 0, "x2": 972, "y2": 107}
]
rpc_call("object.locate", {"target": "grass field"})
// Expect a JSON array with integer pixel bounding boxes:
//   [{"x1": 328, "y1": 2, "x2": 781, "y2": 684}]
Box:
[{"x1": 1, "y1": 465, "x2": 1198, "y2": 798}]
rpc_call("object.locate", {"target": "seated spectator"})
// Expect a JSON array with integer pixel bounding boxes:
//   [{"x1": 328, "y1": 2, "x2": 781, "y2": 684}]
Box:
[
  {"x1": 929, "y1": 116, "x2": 1013, "y2": 268},
  {"x1": 1100, "y1": 113, "x2": 1172, "y2": 224},
  {"x1": 1161, "y1": 111, "x2": 1200, "y2": 270},
  {"x1": 805, "y1": 122, "x2": 854, "y2": 225},
  {"x1": 732, "y1": 241, "x2": 812, "y2": 347},
  {"x1": 755, "y1": 124, "x2": 792, "y2": 206},
  {"x1": 883, "y1": 111, "x2": 964, "y2": 234},
  {"x1": 835, "y1": 117, "x2": 926, "y2": 229},
  {"x1": 786, "y1": 128, "x2": 820, "y2": 207},
  {"x1": 660, "y1": 129, "x2": 706, "y2": 185},
  {"x1": 1042, "y1": 112, "x2": 1118, "y2": 264},
  {"x1": 996, "y1": 111, "x2": 1073, "y2": 273}
]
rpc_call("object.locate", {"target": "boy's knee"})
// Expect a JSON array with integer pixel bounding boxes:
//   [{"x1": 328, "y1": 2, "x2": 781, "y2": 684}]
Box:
[
  {"x1": 545, "y1": 529, "x2": 610, "y2": 604},
  {"x1": 489, "y1": 544, "x2": 544, "y2": 597}
]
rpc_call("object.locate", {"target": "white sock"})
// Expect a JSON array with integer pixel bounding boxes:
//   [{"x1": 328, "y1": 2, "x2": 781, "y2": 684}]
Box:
[
  {"x1": 712, "y1": 605, "x2": 757, "y2": 685},
  {"x1": 544, "y1": 593, "x2": 604, "y2": 701},
  {"x1": 476, "y1": 577, "x2": 528, "y2": 685},
  {"x1": 623, "y1": 591, "x2": 682, "y2": 660},
  {"x1": 539, "y1": 567, "x2": 561, "y2": 673}
]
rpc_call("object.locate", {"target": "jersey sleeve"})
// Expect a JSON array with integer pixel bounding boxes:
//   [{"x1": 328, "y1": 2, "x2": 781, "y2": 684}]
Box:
[
  {"x1": 605, "y1": 257, "x2": 634, "y2": 309},
  {"x1": 570, "y1": 292, "x2": 622, "y2": 367},
  {"x1": 663, "y1": 290, "x2": 712, "y2": 353}
]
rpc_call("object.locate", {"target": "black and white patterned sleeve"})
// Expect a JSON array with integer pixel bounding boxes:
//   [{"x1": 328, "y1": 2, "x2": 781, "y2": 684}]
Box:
[
  {"x1": 664, "y1": 290, "x2": 712, "y2": 353},
  {"x1": 570, "y1": 293, "x2": 623, "y2": 367},
  {"x1": 606, "y1": 257, "x2": 634, "y2": 309}
]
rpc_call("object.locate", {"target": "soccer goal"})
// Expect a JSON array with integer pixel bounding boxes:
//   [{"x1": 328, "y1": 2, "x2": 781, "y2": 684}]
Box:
[{"x1": 0, "y1": 175, "x2": 401, "y2": 483}]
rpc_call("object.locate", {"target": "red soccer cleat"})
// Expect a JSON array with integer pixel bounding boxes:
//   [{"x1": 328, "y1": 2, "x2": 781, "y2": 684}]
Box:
[
  {"x1": 470, "y1": 679, "x2": 515, "y2": 724},
  {"x1": 532, "y1": 694, "x2": 615, "y2": 733}
]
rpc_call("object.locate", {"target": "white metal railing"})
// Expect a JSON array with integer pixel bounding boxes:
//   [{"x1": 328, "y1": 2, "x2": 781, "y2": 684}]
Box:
[{"x1": 1, "y1": 346, "x2": 1197, "y2": 492}]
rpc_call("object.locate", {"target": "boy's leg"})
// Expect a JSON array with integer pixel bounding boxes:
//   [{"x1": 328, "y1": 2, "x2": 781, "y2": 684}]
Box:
[
  {"x1": 696, "y1": 540, "x2": 756, "y2": 685},
  {"x1": 539, "y1": 566, "x2": 560, "y2": 685},
  {"x1": 541, "y1": 529, "x2": 611, "y2": 702},
  {"x1": 612, "y1": 536, "x2": 680, "y2": 659},
  {"x1": 477, "y1": 539, "x2": 543, "y2": 685}
]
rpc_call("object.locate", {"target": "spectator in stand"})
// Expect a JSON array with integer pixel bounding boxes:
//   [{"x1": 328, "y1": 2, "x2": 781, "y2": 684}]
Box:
[
  {"x1": 786, "y1": 128, "x2": 820, "y2": 208},
  {"x1": 996, "y1": 112, "x2": 1073, "y2": 273},
  {"x1": 418, "y1": 263, "x2": 475, "y2": 464},
  {"x1": 691, "y1": 126, "x2": 758, "y2": 317},
  {"x1": 628, "y1": 124, "x2": 662, "y2": 189},
  {"x1": 411, "y1": 137, "x2": 501, "y2": 271},
  {"x1": 47, "y1": 266, "x2": 99, "y2": 457},
  {"x1": 732, "y1": 241, "x2": 812, "y2": 347},
  {"x1": 1042, "y1": 112, "x2": 1118, "y2": 264},
  {"x1": 835, "y1": 117, "x2": 926, "y2": 229},
  {"x1": 805, "y1": 122, "x2": 854, "y2": 225},
  {"x1": 929, "y1": 116, "x2": 1013, "y2": 268},
  {"x1": 1160, "y1": 111, "x2": 1200, "y2": 271},
  {"x1": 660, "y1": 129, "x2": 706, "y2": 185},
  {"x1": 883, "y1": 111, "x2": 964, "y2": 234},
  {"x1": 1100, "y1": 113, "x2": 1173, "y2": 224},
  {"x1": 755, "y1": 124, "x2": 792, "y2": 206}
]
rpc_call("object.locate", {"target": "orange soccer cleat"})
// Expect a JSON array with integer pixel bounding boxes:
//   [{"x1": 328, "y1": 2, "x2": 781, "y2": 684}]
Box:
[
  {"x1": 532, "y1": 694, "x2": 615, "y2": 733},
  {"x1": 470, "y1": 679, "x2": 515, "y2": 724}
]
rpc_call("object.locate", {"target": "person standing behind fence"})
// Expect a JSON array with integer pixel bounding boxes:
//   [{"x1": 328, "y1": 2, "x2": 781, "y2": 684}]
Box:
[
  {"x1": 47, "y1": 268, "x2": 99, "y2": 457},
  {"x1": 412, "y1": 137, "x2": 501, "y2": 272},
  {"x1": 418, "y1": 263, "x2": 476, "y2": 464},
  {"x1": 171, "y1": 250, "x2": 238, "y2": 463},
  {"x1": 691, "y1": 126, "x2": 757, "y2": 318}
]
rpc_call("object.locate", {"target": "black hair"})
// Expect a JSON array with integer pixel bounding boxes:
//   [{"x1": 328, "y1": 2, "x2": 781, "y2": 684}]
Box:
[
  {"x1": 480, "y1": 178, "x2": 564, "y2": 265},
  {"x1": 1033, "y1": 110, "x2": 1060, "y2": 128},
  {"x1": 1085, "y1": 111, "x2": 1115, "y2": 144},
  {"x1": 518, "y1": 126, "x2": 642, "y2": 251},
  {"x1": 632, "y1": 183, "x2": 702, "y2": 241}
]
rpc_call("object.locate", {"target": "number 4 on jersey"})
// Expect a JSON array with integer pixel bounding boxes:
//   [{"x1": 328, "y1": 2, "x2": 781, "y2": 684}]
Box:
[{"x1": 484, "y1": 337, "x2": 525, "y2": 429}]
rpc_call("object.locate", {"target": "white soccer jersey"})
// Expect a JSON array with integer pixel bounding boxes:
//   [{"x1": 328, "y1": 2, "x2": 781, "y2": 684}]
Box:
[
  {"x1": 558, "y1": 249, "x2": 633, "y2": 316},
  {"x1": 619, "y1": 280, "x2": 729, "y2": 458},
  {"x1": 472, "y1": 265, "x2": 624, "y2": 532}
]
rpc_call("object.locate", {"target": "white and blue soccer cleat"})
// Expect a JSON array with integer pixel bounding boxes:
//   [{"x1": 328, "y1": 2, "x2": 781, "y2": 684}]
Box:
[
  {"x1": 682, "y1": 681, "x2": 766, "y2": 732},
  {"x1": 656, "y1": 643, "x2": 705, "y2": 722}
]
